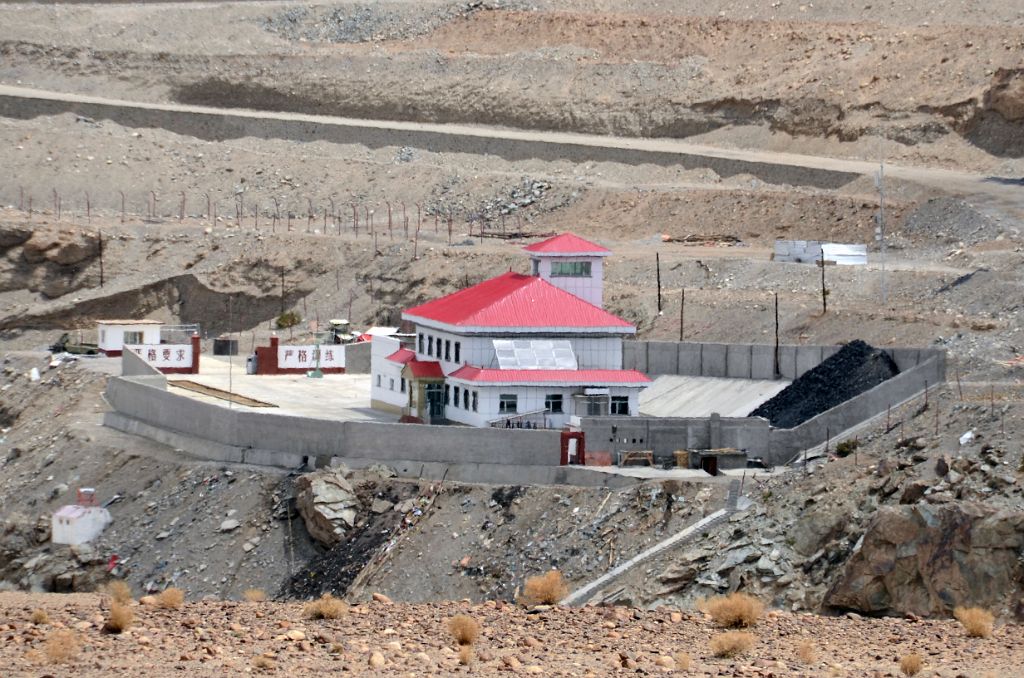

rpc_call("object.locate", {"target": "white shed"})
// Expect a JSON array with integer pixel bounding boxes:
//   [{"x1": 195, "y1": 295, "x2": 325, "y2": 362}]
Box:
[
  {"x1": 97, "y1": 319, "x2": 163, "y2": 355},
  {"x1": 51, "y1": 505, "x2": 112, "y2": 545}
]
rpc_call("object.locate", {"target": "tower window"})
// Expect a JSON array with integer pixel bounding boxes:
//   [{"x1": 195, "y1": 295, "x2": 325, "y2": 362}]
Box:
[{"x1": 550, "y1": 261, "x2": 592, "y2": 277}]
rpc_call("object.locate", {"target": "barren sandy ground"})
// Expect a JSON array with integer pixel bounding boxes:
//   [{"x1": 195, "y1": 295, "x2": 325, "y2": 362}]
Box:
[{"x1": 3, "y1": 591, "x2": 1023, "y2": 677}]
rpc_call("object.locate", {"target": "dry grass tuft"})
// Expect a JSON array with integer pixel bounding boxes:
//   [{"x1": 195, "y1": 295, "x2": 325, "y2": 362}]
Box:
[
  {"x1": 303, "y1": 593, "x2": 348, "y2": 620},
  {"x1": 706, "y1": 592, "x2": 764, "y2": 628},
  {"x1": 30, "y1": 608, "x2": 50, "y2": 625},
  {"x1": 243, "y1": 588, "x2": 267, "y2": 603},
  {"x1": 900, "y1": 652, "x2": 923, "y2": 676},
  {"x1": 44, "y1": 629, "x2": 80, "y2": 664},
  {"x1": 448, "y1": 614, "x2": 481, "y2": 646},
  {"x1": 710, "y1": 631, "x2": 756, "y2": 658},
  {"x1": 521, "y1": 570, "x2": 568, "y2": 605},
  {"x1": 103, "y1": 600, "x2": 134, "y2": 634},
  {"x1": 105, "y1": 579, "x2": 133, "y2": 604},
  {"x1": 252, "y1": 655, "x2": 277, "y2": 671},
  {"x1": 158, "y1": 587, "x2": 185, "y2": 609},
  {"x1": 673, "y1": 651, "x2": 691, "y2": 670},
  {"x1": 954, "y1": 606, "x2": 994, "y2": 638},
  {"x1": 458, "y1": 645, "x2": 474, "y2": 665},
  {"x1": 797, "y1": 640, "x2": 817, "y2": 664}
]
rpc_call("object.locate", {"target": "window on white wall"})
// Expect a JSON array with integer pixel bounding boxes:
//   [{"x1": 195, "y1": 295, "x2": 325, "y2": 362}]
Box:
[
  {"x1": 454, "y1": 386, "x2": 461, "y2": 408},
  {"x1": 550, "y1": 261, "x2": 591, "y2": 277},
  {"x1": 427, "y1": 336, "x2": 433, "y2": 356},
  {"x1": 389, "y1": 377, "x2": 395, "y2": 391},
  {"x1": 418, "y1": 334, "x2": 424, "y2": 354},
  {"x1": 444, "y1": 384, "x2": 450, "y2": 404},
  {"x1": 499, "y1": 393, "x2": 517, "y2": 413},
  {"x1": 472, "y1": 391, "x2": 478, "y2": 412},
  {"x1": 376, "y1": 374, "x2": 382, "y2": 387},
  {"x1": 454, "y1": 342, "x2": 461, "y2": 363},
  {"x1": 124, "y1": 331, "x2": 144, "y2": 344},
  {"x1": 444, "y1": 340, "x2": 451, "y2": 361},
  {"x1": 400, "y1": 378, "x2": 406, "y2": 393},
  {"x1": 545, "y1": 394, "x2": 564, "y2": 413},
  {"x1": 463, "y1": 389, "x2": 469, "y2": 410},
  {"x1": 611, "y1": 396, "x2": 630, "y2": 415}
]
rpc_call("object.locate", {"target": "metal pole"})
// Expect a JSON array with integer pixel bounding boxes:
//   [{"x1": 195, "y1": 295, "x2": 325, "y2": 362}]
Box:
[
  {"x1": 820, "y1": 251, "x2": 827, "y2": 314},
  {"x1": 679, "y1": 288, "x2": 685, "y2": 341},
  {"x1": 655, "y1": 252, "x2": 662, "y2": 313},
  {"x1": 773, "y1": 292, "x2": 780, "y2": 378},
  {"x1": 98, "y1": 231, "x2": 104, "y2": 288}
]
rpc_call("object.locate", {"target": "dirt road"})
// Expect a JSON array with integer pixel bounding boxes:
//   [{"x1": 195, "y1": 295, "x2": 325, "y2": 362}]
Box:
[{"x1": 3, "y1": 83, "x2": 1023, "y2": 217}]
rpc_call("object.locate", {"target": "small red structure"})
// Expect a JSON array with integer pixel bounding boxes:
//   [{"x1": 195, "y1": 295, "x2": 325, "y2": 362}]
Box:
[{"x1": 560, "y1": 431, "x2": 586, "y2": 466}]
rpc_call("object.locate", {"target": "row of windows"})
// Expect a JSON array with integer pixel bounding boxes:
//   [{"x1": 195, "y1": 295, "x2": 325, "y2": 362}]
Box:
[
  {"x1": 446, "y1": 385, "x2": 478, "y2": 412},
  {"x1": 375, "y1": 374, "x2": 407, "y2": 393},
  {"x1": 550, "y1": 261, "x2": 592, "y2": 278},
  {"x1": 419, "y1": 333, "x2": 461, "y2": 363}
]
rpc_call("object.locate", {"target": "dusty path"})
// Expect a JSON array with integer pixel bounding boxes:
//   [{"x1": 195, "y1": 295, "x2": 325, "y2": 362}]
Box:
[{"x1": 3, "y1": 83, "x2": 1023, "y2": 215}]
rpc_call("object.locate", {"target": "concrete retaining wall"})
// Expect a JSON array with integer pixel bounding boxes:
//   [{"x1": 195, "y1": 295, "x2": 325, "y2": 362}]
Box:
[
  {"x1": 579, "y1": 413, "x2": 771, "y2": 460},
  {"x1": 0, "y1": 92, "x2": 860, "y2": 191},
  {"x1": 105, "y1": 375, "x2": 564, "y2": 469}
]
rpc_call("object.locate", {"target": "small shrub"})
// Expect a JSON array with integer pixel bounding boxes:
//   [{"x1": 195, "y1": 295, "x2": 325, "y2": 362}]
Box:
[
  {"x1": 103, "y1": 600, "x2": 134, "y2": 634},
  {"x1": 44, "y1": 629, "x2": 79, "y2": 664},
  {"x1": 30, "y1": 608, "x2": 50, "y2": 625},
  {"x1": 276, "y1": 311, "x2": 302, "y2": 329},
  {"x1": 252, "y1": 655, "x2": 277, "y2": 671},
  {"x1": 673, "y1": 651, "x2": 691, "y2": 670},
  {"x1": 900, "y1": 653, "x2": 923, "y2": 676},
  {"x1": 458, "y1": 645, "x2": 473, "y2": 665},
  {"x1": 710, "y1": 631, "x2": 755, "y2": 658},
  {"x1": 706, "y1": 592, "x2": 764, "y2": 628},
  {"x1": 158, "y1": 587, "x2": 185, "y2": 609},
  {"x1": 304, "y1": 593, "x2": 348, "y2": 620},
  {"x1": 106, "y1": 580, "x2": 133, "y2": 604},
  {"x1": 243, "y1": 588, "x2": 267, "y2": 603},
  {"x1": 521, "y1": 570, "x2": 568, "y2": 605},
  {"x1": 448, "y1": 614, "x2": 481, "y2": 646},
  {"x1": 835, "y1": 439, "x2": 860, "y2": 458},
  {"x1": 797, "y1": 640, "x2": 817, "y2": 664},
  {"x1": 954, "y1": 606, "x2": 994, "y2": 638}
]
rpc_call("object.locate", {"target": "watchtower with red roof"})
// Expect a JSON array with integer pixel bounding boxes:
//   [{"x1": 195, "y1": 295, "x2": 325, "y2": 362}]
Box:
[{"x1": 524, "y1": 233, "x2": 610, "y2": 308}]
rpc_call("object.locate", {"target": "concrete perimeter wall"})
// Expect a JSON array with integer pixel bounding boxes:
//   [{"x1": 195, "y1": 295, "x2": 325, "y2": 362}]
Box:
[
  {"x1": 625, "y1": 340, "x2": 943, "y2": 380},
  {"x1": 617, "y1": 341, "x2": 946, "y2": 466},
  {"x1": 100, "y1": 376, "x2": 639, "y2": 487}
]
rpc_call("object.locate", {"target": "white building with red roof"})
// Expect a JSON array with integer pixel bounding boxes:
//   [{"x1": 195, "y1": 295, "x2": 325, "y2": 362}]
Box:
[{"x1": 371, "y1": 233, "x2": 650, "y2": 427}]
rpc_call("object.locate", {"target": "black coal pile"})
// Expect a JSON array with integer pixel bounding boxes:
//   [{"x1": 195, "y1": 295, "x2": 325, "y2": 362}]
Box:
[{"x1": 750, "y1": 340, "x2": 899, "y2": 429}]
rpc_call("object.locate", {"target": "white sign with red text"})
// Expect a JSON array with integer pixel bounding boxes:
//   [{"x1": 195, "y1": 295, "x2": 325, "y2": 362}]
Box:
[
  {"x1": 278, "y1": 345, "x2": 344, "y2": 369},
  {"x1": 125, "y1": 344, "x2": 193, "y2": 368}
]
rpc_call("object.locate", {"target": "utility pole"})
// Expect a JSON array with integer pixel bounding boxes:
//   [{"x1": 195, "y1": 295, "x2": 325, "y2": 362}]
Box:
[
  {"x1": 819, "y1": 251, "x2": 828, "y2": 314},
  {"x1": 875, "y1": 158, "x2": 888, "y2": 305},
  {"x1": 773, "y1": 292, "x2": 780, "y2": 377},
  {"x1": 98, "y1": 231, "x2": 104, "y2": 288},
  {"x1": 679, "y1": 288, "x2": 685, "y2": 341}
]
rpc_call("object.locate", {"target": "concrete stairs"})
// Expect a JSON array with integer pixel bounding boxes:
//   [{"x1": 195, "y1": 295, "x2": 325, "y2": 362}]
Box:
[{"x1": 561, "y1": 480, "x2": 742, "y2": 606}]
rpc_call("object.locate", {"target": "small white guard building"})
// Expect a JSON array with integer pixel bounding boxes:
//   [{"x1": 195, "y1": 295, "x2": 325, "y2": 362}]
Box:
[{"x1": 97, "y1": 319, "x2": 163, "y2": 356}]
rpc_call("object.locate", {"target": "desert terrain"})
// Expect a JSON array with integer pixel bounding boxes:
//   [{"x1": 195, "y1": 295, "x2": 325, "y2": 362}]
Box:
[{"x1": 0, "y1": 0, "x2": 1023, "y2": 675}]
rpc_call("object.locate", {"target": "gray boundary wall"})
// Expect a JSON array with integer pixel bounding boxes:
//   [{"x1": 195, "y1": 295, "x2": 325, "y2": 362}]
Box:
[
  {"x1": 625, "y1": 340, "x2": 942, "y2": 380},
  {"x1": 104, "y1": 376, "x2": 561, "y2": 468},
  {"x1": 601, "y1": 341, "x2": 946, "y2": 465}
]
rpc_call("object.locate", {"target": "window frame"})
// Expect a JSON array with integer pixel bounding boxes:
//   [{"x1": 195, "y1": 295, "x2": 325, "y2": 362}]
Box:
[
  {"x1": 549, "y1": 261, "x2": 592, "y2": 278},
  {"x1": 498, "y1": 393, "x2": 518, "y2": 414},
  {"x1": 544, "y1": 393, "x2": 564, "y2": 414},
  {"x1": 611, "y1": 395, "x2": 630, "y2": 416}
]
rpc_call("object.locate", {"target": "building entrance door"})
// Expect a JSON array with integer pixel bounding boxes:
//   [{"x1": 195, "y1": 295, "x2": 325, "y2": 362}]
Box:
[{"x1": 424, "y1": 384, "x2": 445, "y2": 423}]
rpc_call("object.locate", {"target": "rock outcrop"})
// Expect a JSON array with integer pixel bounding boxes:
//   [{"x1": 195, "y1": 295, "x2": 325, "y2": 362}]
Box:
[
  {"x1": 824, "y1": 503, "x2": 1024, "y2": 617},
  {"x1": 295, "y1": 468, "x2": 361, "y2": 546}
]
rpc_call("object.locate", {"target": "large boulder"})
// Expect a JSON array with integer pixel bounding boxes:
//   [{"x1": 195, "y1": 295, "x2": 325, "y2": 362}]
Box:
[
  {"x1": 295, "y1": 468, "x2": 361, "y2": 546},
  {"x1": 824, "y1": 503, "x2": 1024, "y2": 617}
]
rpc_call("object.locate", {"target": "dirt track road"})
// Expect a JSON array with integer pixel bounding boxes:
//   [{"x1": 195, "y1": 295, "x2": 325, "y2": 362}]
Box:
[{"x1": 1, "y1": 83, "x2": 1022, "y2": 219}]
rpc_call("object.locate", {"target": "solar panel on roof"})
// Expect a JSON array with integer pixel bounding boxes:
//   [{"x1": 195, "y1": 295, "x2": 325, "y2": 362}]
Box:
[{"x1": 493, "y1": 339, "x2": 578, "y2": 370}]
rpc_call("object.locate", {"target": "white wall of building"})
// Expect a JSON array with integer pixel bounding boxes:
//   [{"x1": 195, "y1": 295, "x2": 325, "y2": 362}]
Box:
[
  {"x1": 369, "y1": 335, "x2": 410, "y2": 412},
  {"x1": 532, "y1": 256, "x2": 605, "y2": 307},
  {"x1": 98, "y1": 323, "x2": 161, "y2": 352},
  {"x1": 444, "y1": 383, "x2": 642, "y2": 428}
]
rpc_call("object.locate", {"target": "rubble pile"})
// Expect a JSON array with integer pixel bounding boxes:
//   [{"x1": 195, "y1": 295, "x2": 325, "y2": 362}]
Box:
[{"x1": 750, "y1": 339, "x2": 900, "y2": 428}]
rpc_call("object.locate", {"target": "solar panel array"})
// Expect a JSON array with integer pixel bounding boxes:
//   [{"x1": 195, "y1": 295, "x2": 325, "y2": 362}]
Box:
[{"x1": 493, "y1": 339, "x2": 578, "y2": 370}]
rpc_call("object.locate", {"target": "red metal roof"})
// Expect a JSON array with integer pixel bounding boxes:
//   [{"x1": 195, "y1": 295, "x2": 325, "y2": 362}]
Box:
[
  {"x1": 406, "y1": 360, "x2": 444, "y2": 379},
  {"x1": 385, "y1": 348, "x2": 416, "y2": 365},
  {"x1": 523, "y1": 233, "x2": 610, "y2": 255},
  {"x1": 403, "y1": 272, "x2": 633, "y2": 332},
  {"x1": 448, "y1": 365, "x2": 651, "y2": 385}
]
